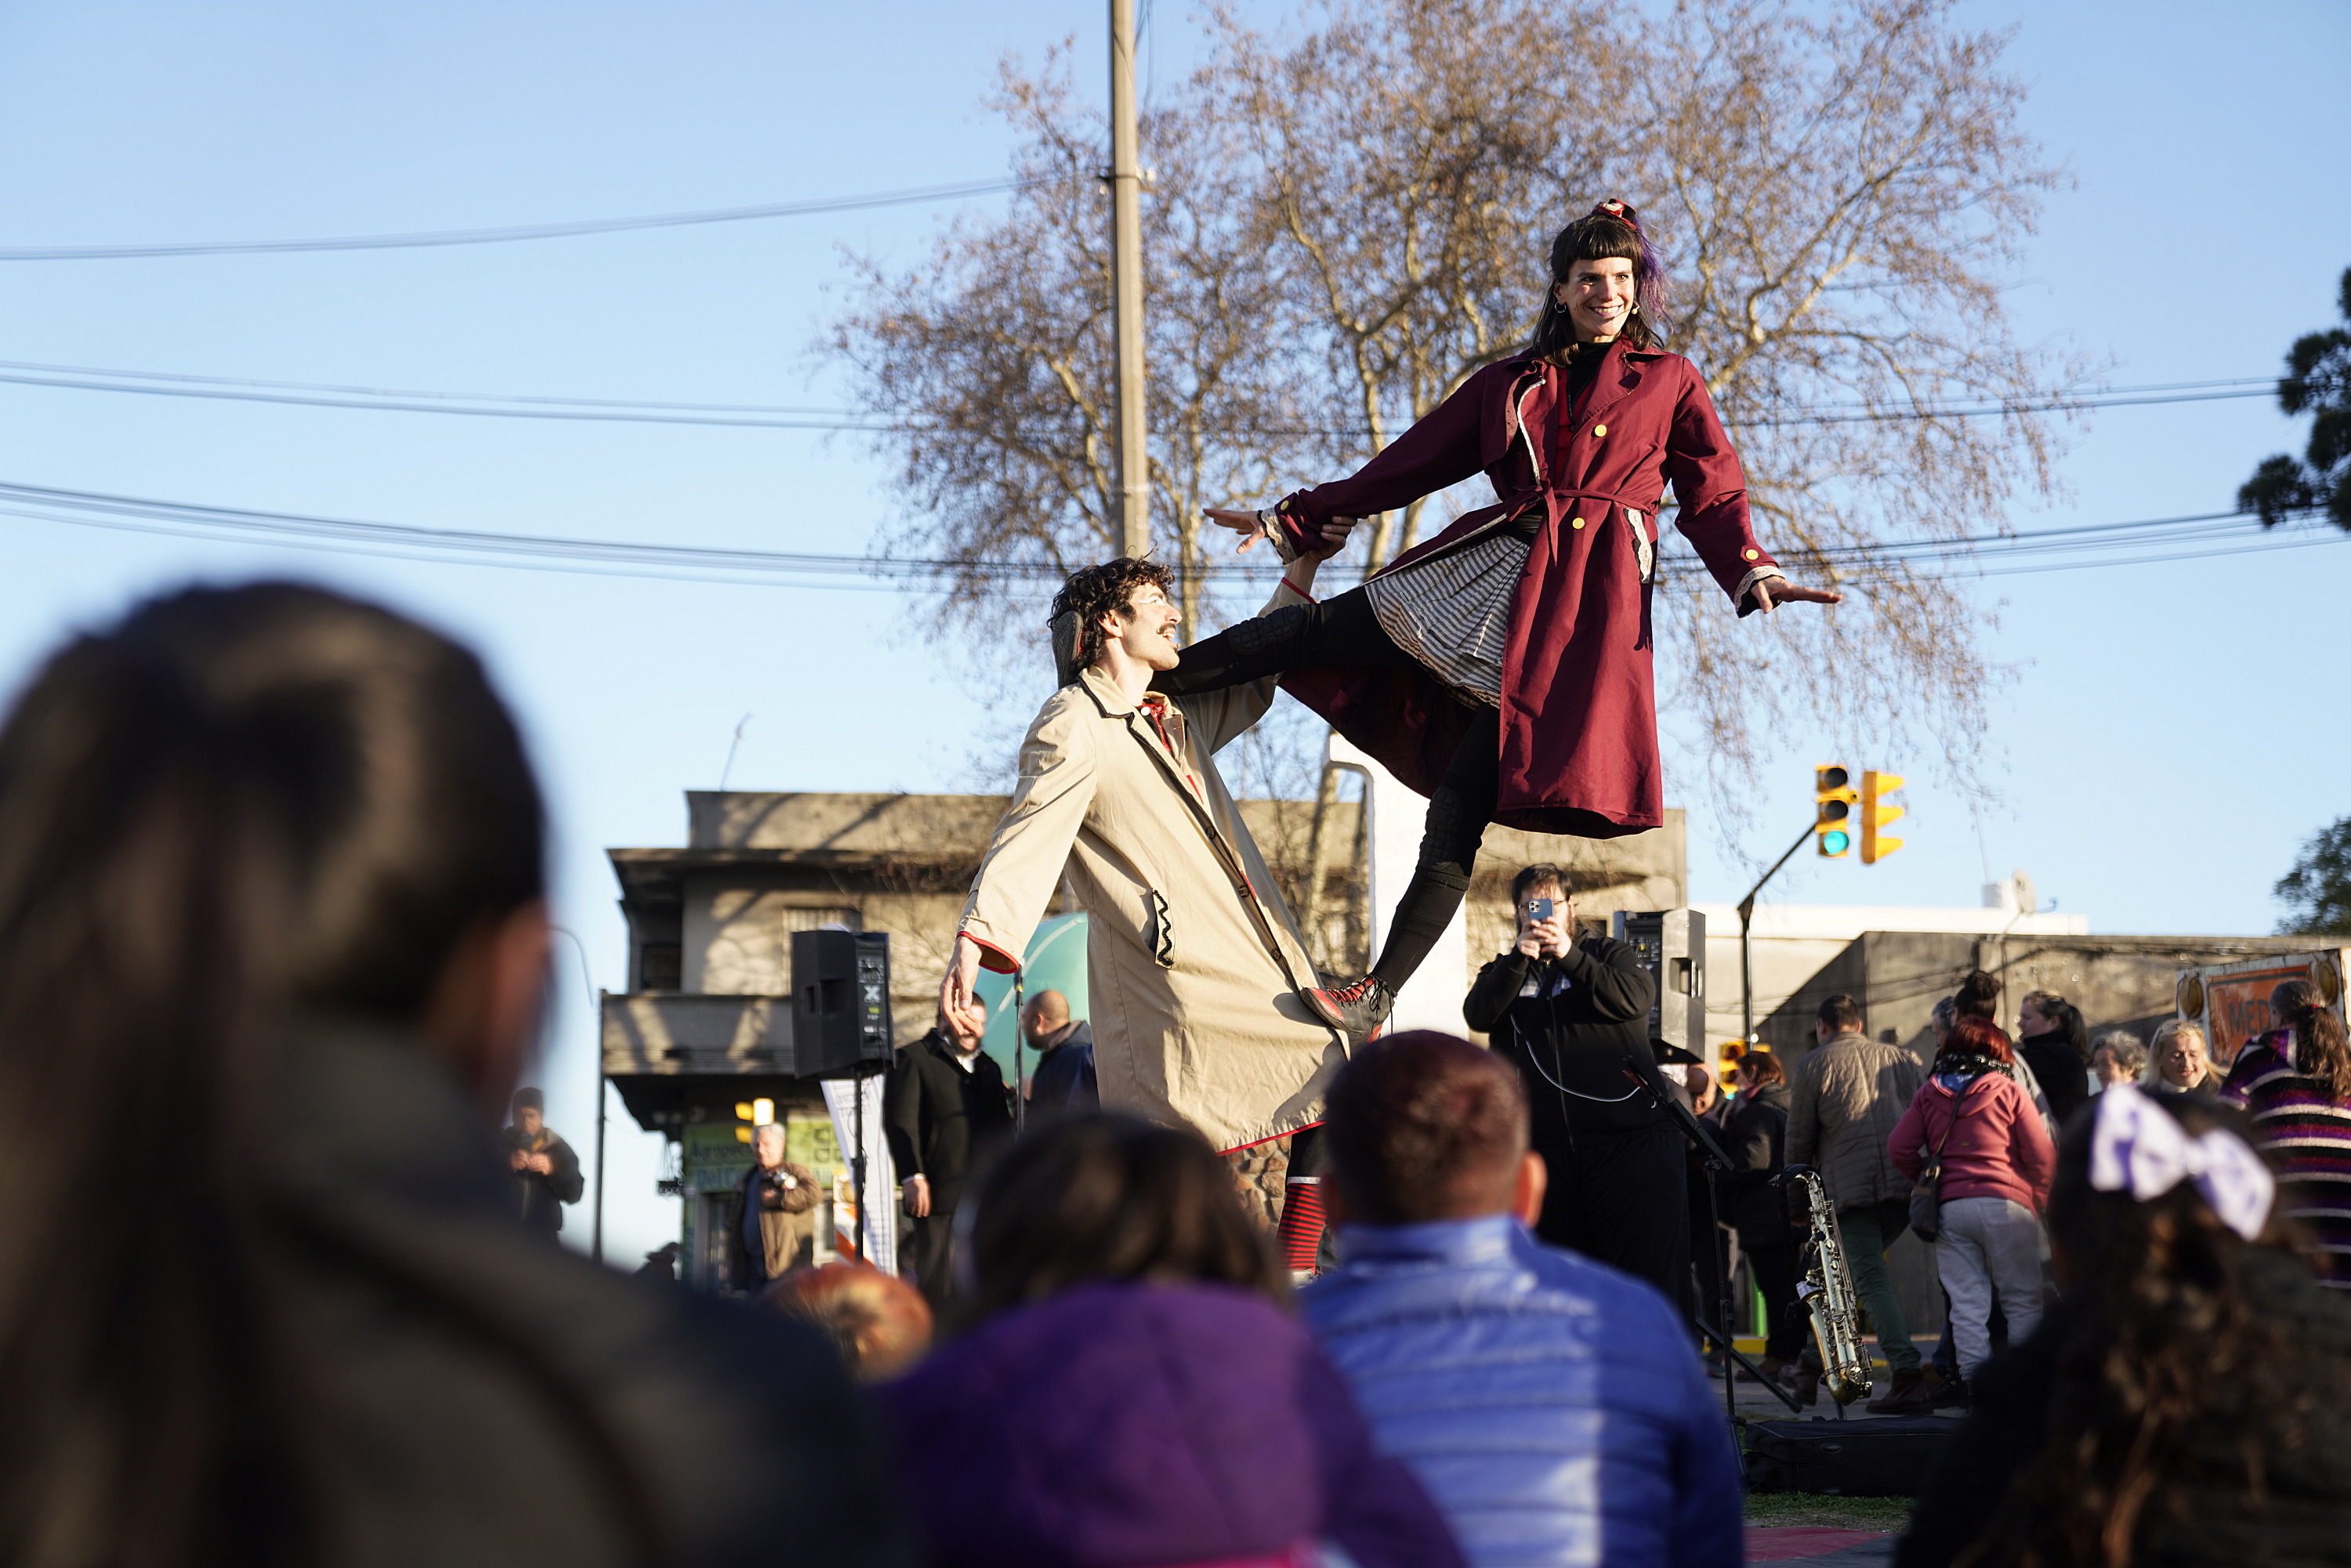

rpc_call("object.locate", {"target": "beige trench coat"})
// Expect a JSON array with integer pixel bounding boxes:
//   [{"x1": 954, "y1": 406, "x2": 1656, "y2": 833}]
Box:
[{"x1": 958, "y1": 585, "x2": 1345, "y2": 1153}]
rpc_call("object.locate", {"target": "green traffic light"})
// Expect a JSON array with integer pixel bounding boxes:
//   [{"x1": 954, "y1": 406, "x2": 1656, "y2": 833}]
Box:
[{"x1": 1823, "y1": 830, "x2": 1851, "y2": 855}]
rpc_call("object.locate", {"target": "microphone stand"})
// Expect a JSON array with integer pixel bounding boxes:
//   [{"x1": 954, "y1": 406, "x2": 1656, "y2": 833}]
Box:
[{"x1": 1652, "y1": 1074, "x2": 1802, "y2": 1422}]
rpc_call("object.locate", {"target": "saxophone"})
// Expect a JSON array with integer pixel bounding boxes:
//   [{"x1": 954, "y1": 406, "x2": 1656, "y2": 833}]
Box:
[{"x1": 1784, "y1": 1165, "x2": 1872, "y2": 1406}]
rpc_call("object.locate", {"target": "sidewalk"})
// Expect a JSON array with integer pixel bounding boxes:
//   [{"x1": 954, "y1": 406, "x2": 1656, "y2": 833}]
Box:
[{"x1": 1747, "y1": 1530, "x2": 1894, "y2": 1565}]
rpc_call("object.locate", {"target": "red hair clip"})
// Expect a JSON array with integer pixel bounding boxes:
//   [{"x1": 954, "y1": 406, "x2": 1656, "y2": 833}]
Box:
[{"x1": 1592, "y1": 198, "x2": 1640, "y2": 232}]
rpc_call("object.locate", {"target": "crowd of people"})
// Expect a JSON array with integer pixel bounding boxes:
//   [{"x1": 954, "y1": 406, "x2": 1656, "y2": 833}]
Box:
[{"x1": 3, "y1": 580, "x2": 2349, "y2": 1568}]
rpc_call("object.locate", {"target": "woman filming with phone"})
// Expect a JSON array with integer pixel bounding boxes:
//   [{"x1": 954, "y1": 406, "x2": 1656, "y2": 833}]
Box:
[{"x1": 1464, "y1": 864, "x2": 1683, "y2": 1304}]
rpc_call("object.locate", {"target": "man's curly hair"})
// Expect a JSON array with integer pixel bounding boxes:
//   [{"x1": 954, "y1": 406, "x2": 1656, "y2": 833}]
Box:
[{"x1": 1051, "y1": 558, "x2": 1172, "y2": 673}]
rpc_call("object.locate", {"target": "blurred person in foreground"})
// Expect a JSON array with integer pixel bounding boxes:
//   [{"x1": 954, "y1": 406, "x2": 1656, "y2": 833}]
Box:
[
  {"x1": 884, "y1": 996, "x2": 1013, "y2": 1308},
  {"x1": 2016, "y1": 989, "x2": 2092, "y2": 1127},
  {"x1": 1020, "y1": 987, "x2": 1099, "y2": 1114},
  {"x1": 1302, "y1": 1030, "x2": 1739, "y2": 1568},
  {"x1": 2222, "y1": 979, "x2": 2351, "y2": 1291},
  {"x1": 2090, "y1": 1029, "x2": 2149, "y2": 1092},
  {"x1": 1889, "y1": 1016, "x2": 2056, "y2": 1407},
  {"x1": 0, "y1": 584, "x2": 907, "y2": 1568},
  {"x1": 2143, "y1": 1019, "x2": 2218, "y2": 1097},
  {"x1": 1786, "y1": 991, "x2": 1932, "y2": 1411},
  {"x1": 1900, "y1": 1085, "x2": 2351, "y2": 1566},
  {"x1": 880, "y1": 1111, "x2": 1465, "y2": 1568},
  {"x1": 732, "y1": 1121, "x2": 818, "y2": 1296},
  {"x1": 1719, "y1": 1048, "x2": 1803, "y2": 1382},
  {"x1": 1461, "y1": 864, "x2": 1680, "y2": 1302},
  {"x1": 502, "y1": 1085, "x2": 584, "y2": 1239},
  {"x1": 759, "y1": 1264, "x2": 932, "y2": 1382}
]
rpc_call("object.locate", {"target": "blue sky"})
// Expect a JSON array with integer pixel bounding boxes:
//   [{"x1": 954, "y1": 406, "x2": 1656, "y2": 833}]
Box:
[{"x1": 1, "y1": 0, "x2": 2344, "y2": 1264}]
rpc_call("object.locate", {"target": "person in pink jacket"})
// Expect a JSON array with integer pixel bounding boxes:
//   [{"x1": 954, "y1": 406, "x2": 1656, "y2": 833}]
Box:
[{"x1": 1889, "y1": 1016, "x2": 2056, "y2": 1395}]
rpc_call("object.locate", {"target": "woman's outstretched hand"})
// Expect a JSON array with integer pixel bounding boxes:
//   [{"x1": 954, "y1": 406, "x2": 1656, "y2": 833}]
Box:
[
  {"x1": 1750, "y1": 578, "x2": 1843, "y2": 613},
  {"x1": 1202, "y1": 506, "x2": 1360, "y2": 563}
]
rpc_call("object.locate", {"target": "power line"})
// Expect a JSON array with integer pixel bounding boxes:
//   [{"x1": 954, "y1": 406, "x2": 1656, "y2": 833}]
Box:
[
  {"x1": 2, "y1": 477, "x2": 2337, "y2": 592},
  {"x1": 0, "y1": 177, "x2": 1033, "y2": 261},
  {"x1": 0, "y1": 356, "x2": 2290, "y2": 432}
]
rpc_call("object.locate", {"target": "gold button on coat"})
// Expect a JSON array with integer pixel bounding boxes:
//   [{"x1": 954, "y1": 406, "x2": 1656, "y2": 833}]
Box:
[
  {"x1": 1570, "y1": 516, "x2": 1587, "y2": 530},
  {"x1": 1593, "y1": 424, "x2": 1607, "y2": 436}
]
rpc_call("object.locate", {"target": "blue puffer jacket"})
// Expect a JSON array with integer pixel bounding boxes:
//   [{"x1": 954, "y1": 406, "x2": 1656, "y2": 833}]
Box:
[{"x1": 1300, "y1": 1215, "x2": 1741, "y2": 1568}]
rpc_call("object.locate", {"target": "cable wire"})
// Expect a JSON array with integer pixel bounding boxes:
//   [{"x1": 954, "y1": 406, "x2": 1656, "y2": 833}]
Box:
[
  {"x1": 0, "y1": 177, "x2": 1034, "y2": 261},
  {"x1": 1, "y1": 478, "x2": 2336, "y2": 592},
  {"x1": 0, "y1": 357, "x2": 2290, "y2": 432}
]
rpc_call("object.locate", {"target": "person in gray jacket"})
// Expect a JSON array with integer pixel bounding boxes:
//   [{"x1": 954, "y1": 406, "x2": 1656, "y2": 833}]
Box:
[
  {"x1": 1784, "y1": 991, "x2": 1931, "y2": 1412},
  {"x1": 1302, "y1": 1030, "x2": 1740, "y2": 1568}
]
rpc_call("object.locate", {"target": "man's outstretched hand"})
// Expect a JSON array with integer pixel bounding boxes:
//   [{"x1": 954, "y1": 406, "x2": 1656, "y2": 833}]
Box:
[
  {"x1": 940, "y1": 932, "x2": 983, "y2": 1025},
  {"x1": 1202, "y1": 506, "x2": 1360, "y2": 563},
  {"x1": 1751, "y1": 579, "x2": 1842, "y2": 614}
]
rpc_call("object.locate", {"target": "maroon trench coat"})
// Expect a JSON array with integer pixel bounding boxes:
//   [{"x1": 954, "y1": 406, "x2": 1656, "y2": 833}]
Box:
[{"x1": 1276, "y1": 340, "x2": 1777, "y2": 837}]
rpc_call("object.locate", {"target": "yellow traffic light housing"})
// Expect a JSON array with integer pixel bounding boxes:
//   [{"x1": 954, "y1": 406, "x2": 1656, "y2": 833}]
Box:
[
  {"x1": 1861, "y1": 771, "x2": 1906, "y2": 864},
  {"x1": 1814, "y1": 764, "x2": 1856, "y2": 858}
]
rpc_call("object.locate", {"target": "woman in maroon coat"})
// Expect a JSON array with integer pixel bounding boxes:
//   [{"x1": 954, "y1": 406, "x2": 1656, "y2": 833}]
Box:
[{"x1": 1156, "y1": 201, "x2": 1840, "y2": 1034}]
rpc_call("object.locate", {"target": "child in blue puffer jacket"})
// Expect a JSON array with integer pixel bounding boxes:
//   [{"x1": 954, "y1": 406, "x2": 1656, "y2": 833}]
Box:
[{"x1": 1303, "y1": 1030, "x2": 1742, "y2": 1568}]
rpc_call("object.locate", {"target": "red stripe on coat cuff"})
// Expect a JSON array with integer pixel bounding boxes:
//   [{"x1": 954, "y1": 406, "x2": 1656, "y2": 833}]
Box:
[{"x1": 964, "y1": 932, "x2": 1021, "y2": 973}]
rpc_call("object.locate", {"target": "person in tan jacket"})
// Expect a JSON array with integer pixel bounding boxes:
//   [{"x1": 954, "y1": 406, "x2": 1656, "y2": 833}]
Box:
[{"x1": 940, "y1": 531, "x2": 1354, "y2": 1163}]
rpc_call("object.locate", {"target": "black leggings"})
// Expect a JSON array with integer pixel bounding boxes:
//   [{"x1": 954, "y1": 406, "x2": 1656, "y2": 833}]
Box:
[{"x1": 1153, "y1": 589, "x2": 1499, "y2": 988}]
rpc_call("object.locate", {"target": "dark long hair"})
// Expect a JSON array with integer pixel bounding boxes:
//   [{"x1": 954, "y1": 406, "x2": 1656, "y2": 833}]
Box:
[
  {"x1": 959, "y1": 1113, "x2": 1286, "y2": 1327},
  {"x1": 1969, "y1": 1094, "x2": 2325, "y2": 1567},
  {"x1": 0, "y1": 583, "x2": 544, "y2": 1566},
  {"x1": 2273, "y1": 977, "x2": 2351, "y2": 1101},
  {"x1": 1528, "y1": 201, "x2": 1669, "y2": 360},
  {"x1": 2023, "y1": 988, "x2": 2092, "y2": 1062}
]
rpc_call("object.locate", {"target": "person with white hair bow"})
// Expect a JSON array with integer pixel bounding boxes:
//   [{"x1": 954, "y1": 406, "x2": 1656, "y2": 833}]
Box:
[{"x1": 1899, "y1": 1083, "x2": 2351, "y2": 1568}]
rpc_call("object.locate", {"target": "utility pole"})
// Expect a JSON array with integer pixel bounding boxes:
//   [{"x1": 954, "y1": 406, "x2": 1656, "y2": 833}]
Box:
[{"x1": 1108, "y1": 0, "x2": 1149, "y2": 558}]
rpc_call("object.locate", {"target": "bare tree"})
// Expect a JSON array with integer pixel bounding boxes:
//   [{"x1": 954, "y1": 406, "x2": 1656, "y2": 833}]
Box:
[
  {"x1": 827, "y1": 0, "x2": 2083, "y2": 833},
  {"x1": 828, "y1": 52, "x2": 1309, "y2": 639},
  {"x1": 1633, "y1": 0, "x2": 2086, "y2": 808},
  {"x1": 1208, "y1": 0, "x2": 1639, "y2": 569}
]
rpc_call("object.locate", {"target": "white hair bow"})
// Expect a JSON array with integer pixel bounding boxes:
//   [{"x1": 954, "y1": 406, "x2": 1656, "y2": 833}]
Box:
[{"x1": 2088, "y1": 1081, "x2": 2275, "y2": 1240}]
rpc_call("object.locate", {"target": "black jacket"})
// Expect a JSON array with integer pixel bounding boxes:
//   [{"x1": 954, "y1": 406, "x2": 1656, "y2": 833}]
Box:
[
  {"x1": 1027, "y1": 1020, "x2": 1099, "y2": 1114},
  {"x1": 1899, "y1": 1248, "x2": 2351, "y2": 1568},
  {"x1": 1464, "y1": 935, "x2": 1665, "y2": 1134},
  {"x1": 883, "y1": 1030, "x2": 1016, "y2": 1213},
  {"x1": 1715, "y1": 1081, "x2": 1795, "y2": 1245},
  {"x1": 2018, "y1": 1033, "x2": 2089, "y2": 1129},
  {"x1": 500, "y1": 1124, "x2": 585, "y2": 1232},
  {"x1": 265, "y1": 1024, "x2": 911, "y2": 1568}
]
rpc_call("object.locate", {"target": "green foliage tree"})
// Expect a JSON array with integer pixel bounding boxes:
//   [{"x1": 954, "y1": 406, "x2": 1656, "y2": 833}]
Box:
[
  {"x1": 2276, "y1": 817, "x2": 2351, "y2": 936},
  {"x1": 2240, "y1": 265, "x2": 2351, "y2": 532}
]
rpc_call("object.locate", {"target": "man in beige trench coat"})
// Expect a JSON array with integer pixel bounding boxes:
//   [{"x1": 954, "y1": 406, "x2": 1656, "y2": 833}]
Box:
[{"x1": 940, "y1": 529, "x2": 1355, "y2": 1158}]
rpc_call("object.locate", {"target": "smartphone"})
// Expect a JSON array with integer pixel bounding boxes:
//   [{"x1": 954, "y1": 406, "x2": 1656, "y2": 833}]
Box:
[{"x1": 1527, "y1": 896, "x2": 1555, "y2": 923}]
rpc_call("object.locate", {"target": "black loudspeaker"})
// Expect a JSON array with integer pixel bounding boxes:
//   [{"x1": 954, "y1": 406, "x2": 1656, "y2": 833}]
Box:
[
  {"x1": 790, "y1": 930, "x2": 895, "y2": 1079},
  {"x1": 1610, "y1": 908, "x2": 1706, "y2": 1056}
]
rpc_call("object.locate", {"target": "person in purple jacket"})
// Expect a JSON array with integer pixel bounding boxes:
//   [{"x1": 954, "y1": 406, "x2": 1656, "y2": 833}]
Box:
[
  {"x1": 878, "y1": 1112, "x2": 1466, "y2": 1568},
  {"x1": 1302, "y1": 1030, "x2": 1741, "y2": 1568}
]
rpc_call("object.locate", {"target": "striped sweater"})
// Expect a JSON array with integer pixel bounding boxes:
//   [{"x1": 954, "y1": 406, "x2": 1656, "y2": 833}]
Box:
[{"x1": 2223, "y1": 1032, "x2": 2351, "y2": 1288}]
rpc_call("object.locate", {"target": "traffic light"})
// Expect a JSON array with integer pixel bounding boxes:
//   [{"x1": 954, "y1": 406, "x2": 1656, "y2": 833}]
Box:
[
  {"x1": 1814, "y1": 764, "x2": 1856, "y2": 857},
  {"x1": 733, "y1": 1096, "x2": 777, "y2": 1145},
  {"x1": 1861, "y1": 771, "x2": 1906, "y2": 864}
]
